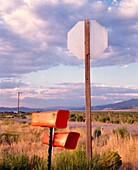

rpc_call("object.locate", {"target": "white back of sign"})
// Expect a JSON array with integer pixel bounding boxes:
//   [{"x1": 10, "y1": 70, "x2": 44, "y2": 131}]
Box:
[
  {"x1": 67, "y1": 21, "x2": 84, "y2": 59},
  {"x1": 90, "y1": 20, "x2": 108, "y2": 59},
  {"x1": 67, "y1": 20, "x2": 108, "y2": 59}
]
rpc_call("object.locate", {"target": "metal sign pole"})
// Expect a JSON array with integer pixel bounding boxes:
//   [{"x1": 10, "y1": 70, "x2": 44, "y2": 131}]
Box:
[
  {"x1": 84, "y1": 20, "x2": 92, "y2": 159},
  {"x1": 47, "y1": 127, "x2": 53, "y2": 170}
]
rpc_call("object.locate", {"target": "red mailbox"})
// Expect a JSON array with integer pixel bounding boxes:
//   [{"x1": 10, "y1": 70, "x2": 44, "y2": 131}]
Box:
[
  {"x1": 42, "y1": 132, "x2": 80, "y2": 150},
  {"x1": 32, "y1": 110, "x2": 69, "y2": 128}
]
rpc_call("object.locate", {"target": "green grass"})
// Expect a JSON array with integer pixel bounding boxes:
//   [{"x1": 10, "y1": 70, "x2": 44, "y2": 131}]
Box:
[
  {"x1": 0, "y1": 147, "x2": 122, "y2": 170},
  {"x1": 0, "y1": 153, "x2": 47, "y2": 170}
]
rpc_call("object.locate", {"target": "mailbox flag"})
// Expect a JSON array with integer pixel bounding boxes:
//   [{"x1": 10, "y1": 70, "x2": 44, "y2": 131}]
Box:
[
  {"x1": 42, "y1": 132, "x2": 80, "y2": 150},
  {"x1": 32, "y1": 110, "x2": 69, "y2": 128}
]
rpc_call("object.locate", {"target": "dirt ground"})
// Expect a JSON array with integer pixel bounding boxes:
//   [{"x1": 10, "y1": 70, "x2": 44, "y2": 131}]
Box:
[{"x1": 67, "y1": 122, "x2": 138, "y2": 135}]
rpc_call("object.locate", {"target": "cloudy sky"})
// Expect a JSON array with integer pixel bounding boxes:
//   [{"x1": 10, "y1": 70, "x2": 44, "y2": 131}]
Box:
[{"x1": 0, "y1": 0, "x2": 138, "y2": 109}]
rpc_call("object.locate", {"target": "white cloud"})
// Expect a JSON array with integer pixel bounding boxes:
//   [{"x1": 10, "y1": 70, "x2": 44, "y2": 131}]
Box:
[
  {"x1": 3, "y1": 6, "x2": 48, "y2": 43},
  {"x1": 63, "y1": 0, "x2": 85, "y2": 6},
  {"x1": 118, "y1": 0, "x2": 138, "y2": 18},
  {"x1": 0, "y1": 1, "x2": 22, "y2": 13},
  {"x1": 0, "y1": 82, "x2": 138, "y2": 108},
  {"x1": 0, "y1": 0, "x2": 138, "y2": 79},
  {"x1": 0, "y1": 0, "x2": 138, "y2": 107}
]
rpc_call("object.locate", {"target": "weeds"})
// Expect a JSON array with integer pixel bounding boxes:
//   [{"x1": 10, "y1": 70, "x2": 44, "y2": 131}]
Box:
[
  {"x1": 0, "y1": 118, "x2": 138, "y2": 169},
  {"x1": 113, "y1": 127, "x2": 130, "y2": 138},
  {"x1": 0, "y1": 153, "x2": 47, "y2": 170}
]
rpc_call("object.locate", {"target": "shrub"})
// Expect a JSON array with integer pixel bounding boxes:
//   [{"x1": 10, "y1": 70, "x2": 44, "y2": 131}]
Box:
[
  {"x1": 113, "y1": 127, "x2": 129, "y2": 138},
  {"x1": 99, "y1": 116, "x2": 110, "y2": 123},
  {"x1": 53, "y1": 147, "x2": 101, "y2": 170},
  {"x1": 53, "y1": 148, "x2": 122, "y2": 170},
  {"x1": 99, "y1": 150, "x2": 122, "y2": 170},
  {"x1": 111, "y1": 120, "x2": 120, "y2": 124},
  {"x1": 127, "y1": 118, "x2": 134, "y2": 124},
  {"x1": 20, "y1": 121, "x2": 27, "y2": 124},
  {"x1": 0, "y1": 133, "x2": 19, "y2": 145},
  {"x1": 30, "y1": 154, "x2": 47, "y2": 170},
  {"x1": 93, "y1": 127, "x2": 101, "y2": 138},
  {"x1": 69, "y1": 113, "x2": 76, "y2": 121},
  {"x1": 77, "y1": 115, "x2": 84, "y2": 122},
  {"x1": 0, "y1": 153, "x2": 47, "y2": 170},
  {"x1": 21, "y1": 114, "x2": 27, "y2": 119},
  {"x1": 0, "y1": 153, "x2": 29, "y2": 170},
  {"x1": 2, "y1": 120, "x2": 14, "y2": 125}
]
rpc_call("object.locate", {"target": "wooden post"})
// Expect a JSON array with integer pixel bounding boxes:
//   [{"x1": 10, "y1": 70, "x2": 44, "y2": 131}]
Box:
[{"x1": 84, "y1": 20, "x2": 92, "y2": 159}]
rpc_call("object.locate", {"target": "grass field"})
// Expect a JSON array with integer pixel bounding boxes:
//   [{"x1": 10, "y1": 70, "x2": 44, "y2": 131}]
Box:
[
  {"x1": 0, "y1": 116, "x2": 138, "y2": 170},
  {"x1": 0, "y1": 111, "x2": 138, "y2": 169}
]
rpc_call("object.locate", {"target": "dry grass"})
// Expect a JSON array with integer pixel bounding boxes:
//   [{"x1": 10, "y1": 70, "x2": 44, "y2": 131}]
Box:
[
  {"x1": 71, "y1": 127, "x2": 138, "y2": 169},
  {"x1": 93, "y1": 135, "x2": 138, "y2": 169},
  {"x1": 0, "y1": 120, "x2": 138, "y2": 169},
  {"x1": 0, "y1": 120, "x2": 48, "y2": 159}
]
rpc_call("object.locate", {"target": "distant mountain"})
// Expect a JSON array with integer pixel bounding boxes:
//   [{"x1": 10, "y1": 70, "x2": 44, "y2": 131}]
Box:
[
  {"x1": 0, "y1": 107, "x2": 44, "y2": 112},
  {"x1": 92, "y1": 98, "x2": 138, "y2": 110},
  {"x1": 0, "y1": 98, "x2": 138, "y2": 112}
]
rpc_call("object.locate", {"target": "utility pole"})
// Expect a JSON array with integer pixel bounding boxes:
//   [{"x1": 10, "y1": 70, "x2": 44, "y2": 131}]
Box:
[{"x1": 17, "y1": 92, "x2": 21, "y2": 114}]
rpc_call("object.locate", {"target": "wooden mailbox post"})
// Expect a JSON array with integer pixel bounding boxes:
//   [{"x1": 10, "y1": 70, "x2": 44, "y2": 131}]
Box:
[{"x1": 32, "y1": 110, "x2": 80, "y2": 170}]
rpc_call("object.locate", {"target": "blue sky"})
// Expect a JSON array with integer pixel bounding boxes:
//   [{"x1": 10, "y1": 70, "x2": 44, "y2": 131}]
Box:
[{"x1": 0, "y1": 0, "x2": 138, "y2": 108}]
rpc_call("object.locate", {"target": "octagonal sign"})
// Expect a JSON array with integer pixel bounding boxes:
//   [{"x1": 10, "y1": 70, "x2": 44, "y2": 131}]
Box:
[{"x1": 67, "y1": 20, "x2": 108, "y2": 59}]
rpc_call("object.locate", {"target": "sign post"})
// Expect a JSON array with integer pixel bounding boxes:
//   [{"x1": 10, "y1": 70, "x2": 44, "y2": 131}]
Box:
[
  {"x1": 84, "y1": 20, "x2": 92, "y2": 158},
  {"x1": 68, "y1": 20, "x2": 108, "y2": 159}
]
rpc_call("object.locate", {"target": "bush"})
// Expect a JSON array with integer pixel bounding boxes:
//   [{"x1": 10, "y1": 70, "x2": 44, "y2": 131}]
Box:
[
  {"x1": 113, "y1": 127, "x2": 129, "y2": 138},
  {"x1": 0, "y1": 153, "x2": 29, "y2": 170},
  {"x1": 0, "y1": 133, "x2": 19, "y2": 145},
  {"x1": 77, "y1": 115, "x2": 84, "y2": 122},
  {"x1": 69, "y1": 113, "x2": 76, "y2": 121},
  {"x1": 93, "y1": 127, "x2": 101, "y2": 138},
  {"x1": 127, "y1": 118, "x2": 134, "y2": 124},
  {"x1": 53, "y1": 148, "x2": 122, "y2": 170},
  {"x1": 0, "y1": 153, "x2": 47, "y2": 170},
  {"x1": 2, "y1": 120, "x2": 14, "y2": 125},
  {"x1": 99, "y1": 150, "x2": 122, "y2": 170},
  {"x1": 111, "y1": 120, "x2": 120, "y2": 124},
  {"x1": 21, "y1": 114, "x2": 27, "y2": 119},
  {"x1": 53, "y1": 147, "x2": 101, "y2": 170},
  {"x1": 99, "y1": 116, "x2": 110, "y2": 123}
]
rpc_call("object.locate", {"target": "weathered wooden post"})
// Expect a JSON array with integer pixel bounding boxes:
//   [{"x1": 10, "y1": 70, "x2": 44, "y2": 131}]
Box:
[{"x1": 84, "y1": 20, "x2": 92, "y2": 158}]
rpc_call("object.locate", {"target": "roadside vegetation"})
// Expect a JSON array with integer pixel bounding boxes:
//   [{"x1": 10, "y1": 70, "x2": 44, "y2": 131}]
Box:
[
  {"x1": 0, "y1": 115, "x2": 138, "y2": 169},
  {"x1": 0, "y1": 110, "x2": 138, "y2": 124},
  {"x1": 0, "y1": 112, "x2": 31, "y2": 119},
  {"x1": 69, "y1": 111, "x2": 138, "y2": 124}
]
